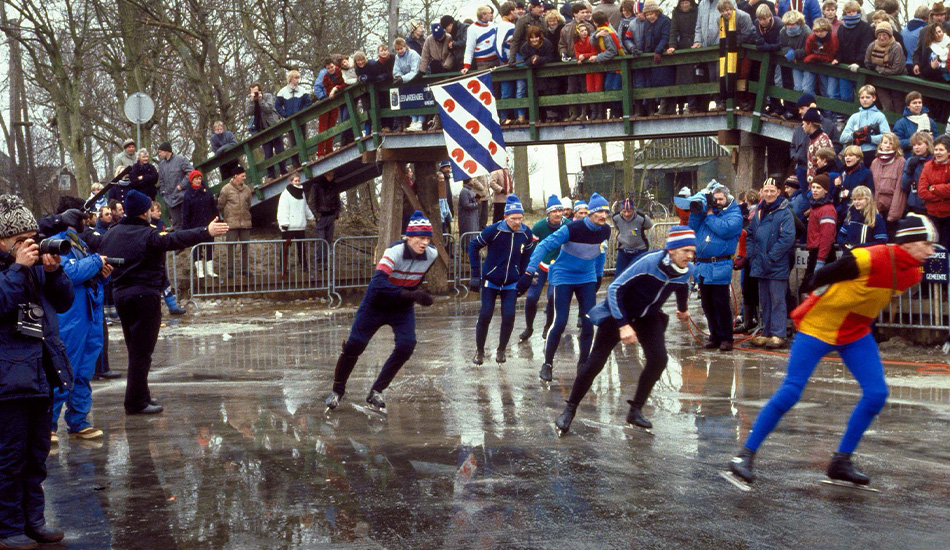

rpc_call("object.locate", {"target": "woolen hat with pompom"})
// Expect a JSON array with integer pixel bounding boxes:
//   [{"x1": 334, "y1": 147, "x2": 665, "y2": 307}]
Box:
[{"x1": 0, "y1": 194, "x2": 38, "y2": 239}]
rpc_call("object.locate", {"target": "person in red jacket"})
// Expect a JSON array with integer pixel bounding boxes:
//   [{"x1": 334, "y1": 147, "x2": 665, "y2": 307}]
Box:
[
  {"x1": 917, "y1": 134, "x2": 950, "y2": 250},
  {"x1": 803, "y1": 173, "x2": 837, "y2": 292},
  {"x1": 802, "y1": 17, "x2": 839, "y2": 106}
]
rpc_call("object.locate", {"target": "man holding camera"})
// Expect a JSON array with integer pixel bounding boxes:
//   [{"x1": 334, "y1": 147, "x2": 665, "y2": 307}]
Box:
[
  {"x1": 0, "y1": 195, "x2": 72, "y2": 548},
  {"x1": 48, "y1": 209, "x2": 113, "y2": 442},
  {"x1": 101, "y1": 190, "x2": 228, "y2": 415},
  {"x1": 687, "y1": 183, "x2": 742, "y2": 351}
]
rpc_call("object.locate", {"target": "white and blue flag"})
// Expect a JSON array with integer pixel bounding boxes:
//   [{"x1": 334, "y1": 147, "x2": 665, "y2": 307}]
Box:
[{"x1": 430, "y1": 73, "x2": 507, "y2": 182}]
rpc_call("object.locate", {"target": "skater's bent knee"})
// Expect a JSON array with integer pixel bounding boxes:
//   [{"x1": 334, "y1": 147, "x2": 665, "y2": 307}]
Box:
[
  {"x1": 342, "y1": 338, "x2": 369, "y2": 355},
  {"x1": 861, "y1": 388, "x2": 888, "y2": 412}
]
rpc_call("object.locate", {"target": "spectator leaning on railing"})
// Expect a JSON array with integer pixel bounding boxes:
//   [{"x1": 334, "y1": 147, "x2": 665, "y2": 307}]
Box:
[
  {"x1": 275, "y1": 70, "x2": 312, "y2": 169},
  {"x1": 210, "y1": 121, "x2": 240, "y2": 181},
  {"x1": 245, "y1": 82, "x2": 288, "y2": 180}
]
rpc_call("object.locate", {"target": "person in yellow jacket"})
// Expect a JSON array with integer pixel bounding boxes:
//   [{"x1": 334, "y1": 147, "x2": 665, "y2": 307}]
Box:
[{"x1": 727, "y1": 213, "x2": 937, "y2": 488}]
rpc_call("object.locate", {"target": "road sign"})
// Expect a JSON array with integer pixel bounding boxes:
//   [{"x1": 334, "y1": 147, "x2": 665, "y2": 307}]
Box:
[{"x1": 124, "y1": 92, "x2": 155, "y2": 124}]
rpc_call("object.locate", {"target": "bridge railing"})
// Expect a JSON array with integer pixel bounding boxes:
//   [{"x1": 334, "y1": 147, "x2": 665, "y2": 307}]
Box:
[{"x1": 195, "y1": 46, "x2": 950, "y2": 198}]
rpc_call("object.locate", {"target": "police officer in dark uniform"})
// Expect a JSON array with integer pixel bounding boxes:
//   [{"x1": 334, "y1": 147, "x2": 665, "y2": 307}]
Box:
[
  {"x1": 0, "y1": 194, "x2": 72, "y2": 548},
  {"x1": 100, "y1": 190, "x2": 228, "y2": 415}
]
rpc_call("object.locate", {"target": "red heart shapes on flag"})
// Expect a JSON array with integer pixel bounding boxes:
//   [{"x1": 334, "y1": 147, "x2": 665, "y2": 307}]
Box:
[
  {"x1": 464, "y1": 160, "x2": 478, "y2": 173},
  {"x1": 451, "y1": 148, "x2": 464, "y2": 162},
  {"x1": 479, "y1": 92, "x2": 492, "y2": 105},
  {"x1": 466, "y1": 120, "x2": 480, "y2": 134},
  {"x1": 443, "y1": 99, "x2": 456, "y2": 113},
  {"x1": 467, "y1": 80, "x2": 481, "y2": 94},
  {"x1": 488, "y1": 142, "x2": 497, "y2": 155}
]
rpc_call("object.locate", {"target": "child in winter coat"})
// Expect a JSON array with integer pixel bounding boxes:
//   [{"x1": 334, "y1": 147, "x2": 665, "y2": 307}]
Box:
[
  {"x1": 591, "y1": 11, "x2": 623, "y2": 119},
  {"x1": 916, "y1": 135, "x2": 950, "y2": 249},
  {"x1": 901, "y1": 131, "x2": 935, "y2": 216},
  {"x1": 836, "y1": 145, "x2": 875, "y2": 222},
  {"x1": 893, "y1": 92, "x2": 939, "y2": 154},
  {"x1": 574, "y1": 23, "x2": 603, "y2": 121},
  {"x1": 869, "y1": 132, "x2": 907, "y2": 229},
  {"x1": 837, "y1": 185, "x2": 887, "y2": 248},
  {"x1": 863, "y1": 23, "x2": 907, "y2": 114},
  {"x1": 840, "y1": 85, "x2": 891, "y2": 167},
  {"x1": 521, "y1": 28, "x2": 559, "y2": 122},
  {"x1": 835, "y1": 0, "x2": 874, "y2": 104},
  {"x1": 802, "y1": 17, "x2": 839, "y2": 99},
  {"x1": 778, "y1": 10, "x2": 811, "y2": 118}
]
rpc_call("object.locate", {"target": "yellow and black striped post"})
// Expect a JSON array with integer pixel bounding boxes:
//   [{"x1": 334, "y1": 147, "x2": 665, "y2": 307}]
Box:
[{"x1": 718, "y1": 12, "x2": 738, "y2": 119}]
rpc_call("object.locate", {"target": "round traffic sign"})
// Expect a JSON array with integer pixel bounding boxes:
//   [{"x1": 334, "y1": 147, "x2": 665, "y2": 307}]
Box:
[{"x1": 124, "y1": 92, "x2": 155, "y2": 124}]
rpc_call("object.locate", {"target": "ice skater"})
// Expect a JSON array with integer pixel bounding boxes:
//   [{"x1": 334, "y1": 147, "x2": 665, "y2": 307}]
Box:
[
  {"x1": 554, "y1": 226, "x2": 696, "y2": 435},
  {"x1": 518, "y1": 195, "x2": 566, "y2": 342},
  {"x1": 324, "y1": 211, "x2": 437, "y2": 413},
  {"x1": 727, "y1": 214, "x2": 937, "y2": 489},
  {"x1": 468, "y1": 195, "x2": 534, "y2": 364},
  {"x1": 517, "y1": 193, "x2": 611, "y2": 382}
]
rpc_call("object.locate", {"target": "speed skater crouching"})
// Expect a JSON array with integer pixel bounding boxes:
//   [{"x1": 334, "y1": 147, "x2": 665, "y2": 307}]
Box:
[
  {"x1": 324, "y1": 211, "x2": 438, "y2": 414},
  {"x1": 554, "y1": 226, "x2": 696, "y2": 435},
  {"x1": 727, "y1": 214, "x2": 938, "y2": 489},
  {"x1": 519, "y1": 194, "x2": 566, "y2": 342},
  {"x1": 468, "y1": 195, "x2": 534, "y2": 365}
]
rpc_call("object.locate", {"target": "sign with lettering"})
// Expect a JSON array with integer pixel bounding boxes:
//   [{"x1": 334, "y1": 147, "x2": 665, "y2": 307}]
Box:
[
  {"x1": 924, "y1": 249, "x2": 948, "y2": 283},
  {"x1": 389, "y1": 85, "x2": 435, "y2": 111},
  {"x1": 794, "y1": 247, "x2": 809, "y2": 269}
]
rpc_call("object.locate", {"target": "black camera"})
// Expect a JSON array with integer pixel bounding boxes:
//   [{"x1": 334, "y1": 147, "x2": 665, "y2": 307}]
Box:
[
  {"x1": 104, "y1": 257, "x2": 125, "y2": 266},
  {"x1": 16, "y1": 303, "x2": 44, "y2": 339},
  {"x1": 37, "y1": 235, "x2": 70, "y2": 255}
]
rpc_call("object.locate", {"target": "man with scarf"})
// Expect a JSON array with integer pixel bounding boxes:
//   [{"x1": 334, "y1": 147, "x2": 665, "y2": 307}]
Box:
[
  {"x1": 729, "y1": 214, "x2": 938, "y2": 489},
  {"x1": 49, "y1": 204, "x2": 114, "y2": 442},
  {"x1": 554, "y1": 226, "x2": 696, "y2": 435},
  {"x1": 277, "y1": 173, "x2": 315, "y2": 280},
  {"x1": 469, "y1": 196, "x2": 534, "y2": 365}
]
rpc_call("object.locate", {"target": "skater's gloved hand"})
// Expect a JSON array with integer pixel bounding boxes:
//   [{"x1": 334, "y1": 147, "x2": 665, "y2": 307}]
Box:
[
  {"x1": 401, "y1": 288, "x2": 434, "y2": 306},
  {"x1": 469, "y1": 277, "x2": 481, "y2": 291},
  {"x1": 619, "y1": 324, "x2": 638, "y2": 345},
  {"x1": 516, "y1": 272, "x2": 534, "y2": 296}
]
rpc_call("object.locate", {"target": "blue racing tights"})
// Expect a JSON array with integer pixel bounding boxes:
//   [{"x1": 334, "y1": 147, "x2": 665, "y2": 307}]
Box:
[{"x1": 544, "y1": 282, "x2": 597, "y2": 367}]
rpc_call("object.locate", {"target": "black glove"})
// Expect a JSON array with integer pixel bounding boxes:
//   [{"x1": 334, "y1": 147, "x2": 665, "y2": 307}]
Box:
[
  {"x1": 516, "y1": 272, "x2": 535, "y2": 296},
  {"x1": 595, "y1": 276, "x2": 603, "y2": 292},
  {"x1": 401, "y1": 288, "x2": 434, "y2": 306},
  {"x1": 689, "y1": 200, "x2": 704, "y2": 214},
  {"x1": 869, "y1": 122, "x2": 880, "y2": 136},
  {"x1": 61, "y1": 209, "x2": 87, "y2": 231},
  {"x1": 469, "y1": 277, "x2": 481, "y2": 291}
]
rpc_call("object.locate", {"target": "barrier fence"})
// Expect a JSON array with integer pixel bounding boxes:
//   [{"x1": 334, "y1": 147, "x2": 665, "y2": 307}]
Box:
[{"x1": 170, "y1": 230, "x2": 950, "y2": 335}]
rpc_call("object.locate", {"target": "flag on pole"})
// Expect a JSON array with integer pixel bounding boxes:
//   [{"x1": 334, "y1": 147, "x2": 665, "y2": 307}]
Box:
[{"x1": 429, "y1": 72, "x2": 507, "y2": 182}]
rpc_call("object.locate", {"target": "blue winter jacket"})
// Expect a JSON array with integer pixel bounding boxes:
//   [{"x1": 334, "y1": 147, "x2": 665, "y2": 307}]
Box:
[
  {"x1": 275, "y1": 84, "x2": 313, "y2": 118},
  {"x1": 901, "y1": 154, "x2": 932, "y2": 213},
  {"x1": 837, "y1": 206, "x2": 887, "y2": 248},
  {"x1": 787, "y1": 189, "x2": 809, "y2": 222},
  {"x1": 688, "y1": 196, "x2": 742, "y2": 284},
  {"x1": 469, "y1": 220, "x2": 535, "y2": 289},
  {"x1": 778, "y1": 0, "x2": 820, "y2": 27},
  {"x1": 835, "y1": 162, "x2": 875, "y2": 221},
  {"x1": 901, "y1": 18, "x2": 927, "y2": 67},
  {"x1": 589, "y1": 249, "x2": 692, "y2": 326},
  {"x1": 54, "y1": 229, "x2": 105, "y2": 336},
  {"x1": 527, "y1": 217, "x2": 610, "y2": 286},
  {"x1": 313, "y1": 68, "x2": 329, "y2": 100},
  {"x1": 0, "y1": 250, "x2": 74, "y2": 401},
  {"x1": 840, "y1": 105, "x2": 891, "y2": 153},
  {"x1": 893, "y1": 106, "x2": 938, "y2": 154},
  {"x1": 746, "y1": 197, "x2": 796, "y2": 280}
]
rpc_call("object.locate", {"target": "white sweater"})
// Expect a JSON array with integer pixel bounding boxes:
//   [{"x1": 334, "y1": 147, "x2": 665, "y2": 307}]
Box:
[{"x1": 277, "y1": 188, "x2": 314, "y2": 231}]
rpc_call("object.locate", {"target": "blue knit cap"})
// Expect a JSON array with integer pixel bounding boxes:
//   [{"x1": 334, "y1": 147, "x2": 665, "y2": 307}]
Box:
[
  {"x1": 124, "y1": 189, "x2": 152, "y2": 217},
  {"x1": 431, "y1": 23, "x2": 445, "y2": 40},
  {"x1": 504, "y1": 194, "x2": 524, "y2": 216},
  {"x1": 405, "y1": 210, "x2": 433, "y2": 237},
  {"x1": 545, "y1": 194, "x2": 562, "y2": 213},
  {"x1": 588, "y1": 192, "x2": 610, "y2": 214},
  {"x1": 573, "y1": 200, "x2": 589, "y2": 213}
]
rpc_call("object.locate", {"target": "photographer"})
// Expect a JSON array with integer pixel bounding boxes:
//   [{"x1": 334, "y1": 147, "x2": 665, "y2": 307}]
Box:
[
  {"x1": 100, "y1": 190, "x2": 228, "y2": 415},
  {"x1": 0, "y1": 195, "x2": 71, "y2": 547},
  {"x1": 49, "y1": 205, "x2": 113, "y2": 442}
]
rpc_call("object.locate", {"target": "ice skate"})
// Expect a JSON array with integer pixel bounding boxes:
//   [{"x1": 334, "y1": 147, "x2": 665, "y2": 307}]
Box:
[
  {"x1": 495, "y1": 349, "x2": 506, "y2": 364},
  {"x1": 625, "y1": 402, "x2": 653, "y2": 431},
  {"x1": 821, "y1": 452, "x2": 879, "y2": 492},
  {"x1": 365, "y1": 389, "x2": 386, "y2": 413},
  {"x1": 324, "y1": 391, "x2": 341, "y2": 415},
  {"x1": 539, "y1": 363, "x2": 553, "y2": 382},
  {"x1": 518, "y1": 328, "x2": 533, "y2": 343},
  {"x1": 720, "y1": 448, "x2": 755, "y2": 491},
  {"x1": 555, "y1": 403, "x2": 577, "y2": 436},
  {"x1": 472, "y1": 350, "x2": 484, "y2": 365}
]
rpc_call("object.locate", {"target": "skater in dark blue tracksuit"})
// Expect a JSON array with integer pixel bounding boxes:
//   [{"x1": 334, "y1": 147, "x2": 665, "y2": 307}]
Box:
[
  {"x1": 50, "y1": 223, "x2": 110, "y2": 439},
  {"x1": 324, "y1": 211, "x2": 438, "y2": 412},
  {"x1": 519, "y1": 194, "x2": 566, "y2": 343},
  {"x1": 468, "y1": 195, "x2": 534, "y2": 365},
  {"x1": 518, "y1": 193, "x2": 612, "y2": 383},
  {"x1": 554, "y1": 226, "x2": 697, "y2": 434}
]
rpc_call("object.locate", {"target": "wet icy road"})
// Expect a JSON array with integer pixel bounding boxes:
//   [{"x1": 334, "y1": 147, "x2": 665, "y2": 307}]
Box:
[{"x1": 45, "y1": 299, "x2": 950, "y2": 549}]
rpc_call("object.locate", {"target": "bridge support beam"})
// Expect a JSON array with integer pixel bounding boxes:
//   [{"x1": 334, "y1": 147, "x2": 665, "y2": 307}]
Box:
[
  {"x1": 412, "y1": 162, "x2": 450, "y2": 294},
  {"x1": 377, "y1": 162, "x2": 405, "y2": 263},
  {"x1": 734, "y1": 133, "x2": 766, "y2": 196}
]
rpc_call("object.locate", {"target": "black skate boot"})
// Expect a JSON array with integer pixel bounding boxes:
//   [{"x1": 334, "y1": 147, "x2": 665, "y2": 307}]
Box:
[
  {"x1": 827, "y1": 452, "x2": 870, "y2": 485},
  {"x1": 721, "y1": 447, "x2": 756, "y2": 491},
  {"x1": 495, "y1": 349, "x2": 506, "y2": 363},
  {"x1": 555, "y1": 403, "x2": 577, "y2": 436},
  {"x1": 324, "y1": 392, "x2": 342, "y2": 413},
  {"x1": 539, "y1": 363, "x2": 553, "y2": 382},
  {"x1": 625, "y1": 402, "x2": 652, "y2": 429},
  {"x1": 472, "y1": 350, "x2": 484, "y2": 365},
  {"x1": 518, "y1": 328, "x2": 533, "y2": 342},
  {"x1": 366, "y1": 389, "x2": 386, "y2": 413}
]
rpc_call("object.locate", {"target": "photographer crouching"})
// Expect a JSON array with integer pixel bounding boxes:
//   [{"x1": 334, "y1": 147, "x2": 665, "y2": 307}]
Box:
[
  {"x1": 0, "y1": 195, "x2": 72, "y2": 547},
  {"x1": 100, "y1": 190, "x2": 228, "y2": 415}
]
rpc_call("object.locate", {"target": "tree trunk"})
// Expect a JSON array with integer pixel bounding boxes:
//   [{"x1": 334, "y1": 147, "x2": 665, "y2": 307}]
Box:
[
  {"x1": 377, "y1": 162, "x2": 405, "y2": 262},
  {"x1": 413, "y1": 161, "x2": 450, "y2": 294},
  {"x1": 556, "y1": 144, "x2": 570, "y2": 198},
  {"x1": 514, "y1": 147, "x2": 531, "y2": 209}
]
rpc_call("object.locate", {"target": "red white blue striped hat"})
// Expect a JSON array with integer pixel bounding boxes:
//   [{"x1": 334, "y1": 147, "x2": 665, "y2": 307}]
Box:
[
  {"x1": 666, "y1": 226, "x2": 696, "y2": 250},
  {"x1": 405, "y1": 210, "x2": 433, "y2": 237}
]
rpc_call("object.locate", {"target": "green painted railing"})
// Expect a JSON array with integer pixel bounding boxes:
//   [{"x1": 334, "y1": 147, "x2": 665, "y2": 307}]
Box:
[{"x1": 196, "y1": 45, "x2": 950, "y2": 199}]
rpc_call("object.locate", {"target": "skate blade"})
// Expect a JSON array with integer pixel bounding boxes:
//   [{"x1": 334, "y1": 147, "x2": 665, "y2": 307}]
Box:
[
  {"x1": 719, "y1": 470, "x2": 753, "y2": 492},
  {"x1": 820, "y1": 479, "x2": 880, "y2": 493},
  {"x1": 578, "y1": 418, "x2": 654, "y2": 436},
  {"x1": 351, "y1": 403, "x2": 387, "y2": 418}
]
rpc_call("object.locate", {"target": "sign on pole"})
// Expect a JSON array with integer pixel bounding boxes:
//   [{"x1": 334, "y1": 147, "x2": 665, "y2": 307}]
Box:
[{"x1": 123, "y1": 92, "x2": 155, "y2": 149}]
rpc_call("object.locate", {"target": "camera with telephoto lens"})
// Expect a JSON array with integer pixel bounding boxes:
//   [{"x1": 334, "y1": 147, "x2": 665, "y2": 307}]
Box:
[
  {"x1": 16, "y1": 303, "x2": 44, "y2": 339},
  {"x1": 37, "y1": 235, "x2": 71, "y2": 256},
  {"x1": 104, "y1": 257, "x2": 125, "y2": 266}
]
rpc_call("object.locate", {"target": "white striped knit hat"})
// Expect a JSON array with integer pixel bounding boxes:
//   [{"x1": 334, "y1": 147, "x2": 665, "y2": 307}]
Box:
[
  {"x1": 405, "y1": 210, "x2": 433, "y2": 237},
  {"x1": 666, "y1": 226, "x2": 697, "y2": 250}
]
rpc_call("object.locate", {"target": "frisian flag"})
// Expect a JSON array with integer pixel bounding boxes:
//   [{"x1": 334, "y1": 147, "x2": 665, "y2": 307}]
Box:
[{"x1": 429, "y1": 72, "x2": 507, "y2": 182}]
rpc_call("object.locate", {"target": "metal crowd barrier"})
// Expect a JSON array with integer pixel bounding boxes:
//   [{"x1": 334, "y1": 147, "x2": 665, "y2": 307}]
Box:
[
  {"x1": 329, "y1": 235, "x2": 378, "y2": 307},
  {"x1": 189, "y1": 239, "x2": 331, "y2": 299}
]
